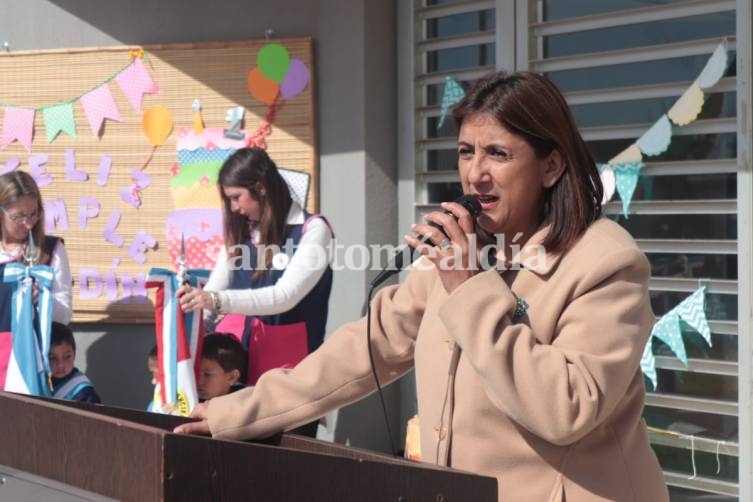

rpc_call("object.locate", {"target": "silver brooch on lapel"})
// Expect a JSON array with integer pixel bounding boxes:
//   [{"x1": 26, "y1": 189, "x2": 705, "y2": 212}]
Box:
[{"x1": 513, "y1": 296, "x2": 529, "y2": 318}]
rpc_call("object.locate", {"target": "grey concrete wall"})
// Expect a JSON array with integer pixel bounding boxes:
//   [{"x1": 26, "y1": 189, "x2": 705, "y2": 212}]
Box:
[{"x1": 2, "y1": 0, "x2": 399, "y2": 452}]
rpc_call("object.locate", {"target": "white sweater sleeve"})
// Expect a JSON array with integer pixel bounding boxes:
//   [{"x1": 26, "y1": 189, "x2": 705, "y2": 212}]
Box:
[
  {"x1": 50, "y1": 240, "x2": 73, "y2": 324},
  {"x1": 205, "y1": 245, "x2": 232, "y2": 292},
  {"x1": 211, "y1": 217, "x2": 333, "y2": 316}
]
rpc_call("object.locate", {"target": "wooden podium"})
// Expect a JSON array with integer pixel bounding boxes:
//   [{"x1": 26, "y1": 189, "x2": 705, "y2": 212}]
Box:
[{"x1": 0, "y1": 392, "x2": 497, "y2": 501}]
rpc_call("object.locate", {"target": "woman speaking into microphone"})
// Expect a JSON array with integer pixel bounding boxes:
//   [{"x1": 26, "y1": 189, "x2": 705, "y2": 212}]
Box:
[{"x1": 176, "y1": 71, "x2": 668, "y2": 501}]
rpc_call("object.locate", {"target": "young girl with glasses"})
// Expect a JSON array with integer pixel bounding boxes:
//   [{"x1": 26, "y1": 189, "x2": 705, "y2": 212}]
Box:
[{"x1": 0, "y1": 171, "x2": 72, "y2": 389}]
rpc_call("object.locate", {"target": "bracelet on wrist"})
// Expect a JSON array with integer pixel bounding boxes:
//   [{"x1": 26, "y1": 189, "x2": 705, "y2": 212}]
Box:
[{"x1": 208, "y1": 291, "x2": 223, "y2": 314}]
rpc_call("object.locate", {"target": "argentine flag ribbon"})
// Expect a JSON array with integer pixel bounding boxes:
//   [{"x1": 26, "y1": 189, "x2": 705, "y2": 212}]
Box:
[
  {"x1": 146, "y1": 268, "x2": 209, "y2": 416},
  {"x1": 2, "y1": 262, "x2": 54, "y2": 396}
]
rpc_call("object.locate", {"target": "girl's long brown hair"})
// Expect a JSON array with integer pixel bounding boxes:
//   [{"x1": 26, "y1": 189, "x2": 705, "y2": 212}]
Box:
[{"x1": 218, "y1": 147, "x2": 292, "y2": 272}]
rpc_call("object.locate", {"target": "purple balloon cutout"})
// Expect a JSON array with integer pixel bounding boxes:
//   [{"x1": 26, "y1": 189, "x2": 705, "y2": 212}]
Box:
[{"x1": 280, "y1": 59, "x2": 309, "y2": 100}]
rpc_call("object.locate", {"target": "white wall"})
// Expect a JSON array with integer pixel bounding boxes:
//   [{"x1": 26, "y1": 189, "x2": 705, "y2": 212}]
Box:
[{"x1": 1, "y1": 0, "x2": 399, "y2": 452}]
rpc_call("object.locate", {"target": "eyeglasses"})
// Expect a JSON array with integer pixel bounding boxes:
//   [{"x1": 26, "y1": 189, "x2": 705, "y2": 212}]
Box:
[{"x1": 2, "y1": 208, "x2": 40, "y2": 225}]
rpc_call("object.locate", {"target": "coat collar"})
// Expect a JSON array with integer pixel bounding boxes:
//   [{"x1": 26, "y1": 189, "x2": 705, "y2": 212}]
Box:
[{"x1": 500, "y1": 224, "x2": 563, "y2": 276}]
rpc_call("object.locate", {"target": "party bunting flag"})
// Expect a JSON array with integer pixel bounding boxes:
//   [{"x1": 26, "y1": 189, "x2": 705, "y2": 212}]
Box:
[
  {"x1": 652, "y1": 311, "x2": 687, "y2": 366},
  {"x1": 43, "y1": 102, "x2": 77, "y2": 143},
  {"x1": 115, "y1": 57, "x2": 159, "y2": 112},
  {"x1": 599, "y1": 161, "x2": 643, "y2": 218},
  {"x1": 643, "y1": 286, "x2": 712, "y2": 386},
  {"x1": 641, "y1": 339, "x2": 658, "y2": 390},
  {"x1": 637, "y1": 114, "x2": 672, "y2": 157},
  {"x1": 600, "y1": 39, "x2": 729, "y2": 211},
  {"x1": 1, "y1": 107, "x2": 35, "y2": 152},
  {"x1": 80, "y1": 84, "x2": 122, "y2": 137},
  {"x1": 667, "y1": 83, "x2": 704, "y2": 127},
  {"x1": 697, "y1": 39, "x2": 729, "y2": 89},
  {"x1": 437, "y1": 76, "x2": 465, "y2": 129},
  {"x1": 3, "y1": 53, "x2": 158, "y2": 149},
  {"x1": 597, "y1": 164, "x2": 616, "y2": 205},
  {"x1": 673, "y1": 286, "x2": 712, "y2": 346}
]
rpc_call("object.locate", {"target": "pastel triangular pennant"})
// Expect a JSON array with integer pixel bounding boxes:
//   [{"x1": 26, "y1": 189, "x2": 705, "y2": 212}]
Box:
[
  {"x1": 43, "y1": 102, "x2": 77, "y2": 143},
  {"x1": 641, "y1": 337, "x2": 658, "y2": 390},
  {"x1": 675, "y1": 286, "x2": 712, "y2": 346},
  {"x1": 612, "y1": 161, "x2": 642, "y2": 218},
  {"x1": 637, "y1": 114, "x2": 672, "y2": 157},
  {"x1": 609, "y1": 143, "x2": 642, "y2": 165},
  {"x1": 115, "y1": 57, "x2": 159, "y2": 112},
  {"x1": 697, "y1": 40, "x2": 729, "y2": 89},
  {"x1": 651, "y1": 311, "x2": 688, "y2": 366},
  {"x1": 597, "y1": 163, "x2": 616, "y2": 204},
  {"x1": 1, "y1": 107, "x2": 35, "y2": 152},
  {"x1": 80, "y1": 84, "x2": 122, "y2": 137},
  {"x1": 438, "y1": 76, "x2": 465, "y2": 129},
  {"x1": 667, "y1": 83, "x2": 704, "y2": 127}
]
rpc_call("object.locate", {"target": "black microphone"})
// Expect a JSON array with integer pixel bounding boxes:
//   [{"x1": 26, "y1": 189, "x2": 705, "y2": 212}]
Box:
[{"x1": 369, "y1": 195, "x2": 482, "y2": 288}]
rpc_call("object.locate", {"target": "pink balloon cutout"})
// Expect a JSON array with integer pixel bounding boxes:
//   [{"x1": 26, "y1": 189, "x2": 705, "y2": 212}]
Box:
[{"x1": 280, "y1": 59, "x2": 309, "y2": 99}]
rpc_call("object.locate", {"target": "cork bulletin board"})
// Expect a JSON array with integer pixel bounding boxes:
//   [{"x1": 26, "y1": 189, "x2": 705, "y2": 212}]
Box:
[{"x1": 0, "y1": 38, "x2": 317, "y2": 322}]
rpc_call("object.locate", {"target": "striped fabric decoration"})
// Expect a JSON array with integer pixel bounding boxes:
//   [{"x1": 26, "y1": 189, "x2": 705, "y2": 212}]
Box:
[
  {"x1": 2, "y1": 263, "x2": 54, "y2": 396},
  {"x1": 146, "y1": 268, "x2": 208, "y2": 416}
]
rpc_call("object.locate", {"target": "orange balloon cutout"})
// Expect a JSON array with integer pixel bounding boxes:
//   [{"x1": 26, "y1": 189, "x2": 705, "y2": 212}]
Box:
[
  {"x1": 248, "y1": 67, "x2": 280, "y2": 105},
  {"x1": 142, "y1": 106, "x2": 174, "y2": 146}
]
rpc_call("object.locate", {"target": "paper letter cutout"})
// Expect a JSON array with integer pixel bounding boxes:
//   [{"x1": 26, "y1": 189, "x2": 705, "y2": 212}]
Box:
[
  {"x1": 44, "y1": 198, "x2": 69, "y2": 233},
  {"x1": 103, "y1": 210, "x2": 125, "y2": 247},
  {"x1": 78, "y1": 196, "x2": 101, "y2": 229},
  {"x1": 127, "y1": 230, "x2": 157, "y2": 264},
  {"x1": 78, "y1": 268, "x2": 103, "y2": 300},
  {"x1": 1, "y1": 158, "x2": 20, "y2": 175},
  {"x1": 120, "y1": 273, "x2": 148, "y2": 304},
  {"x1": 29, "y1": 154, "x2": 53, "y2": 186},
  {"x1": 97, "y1": 155, "x2": 113, "y2": 186},
  {"x1": 65, "y1": 149, "x2": 89, "y2": 182}
]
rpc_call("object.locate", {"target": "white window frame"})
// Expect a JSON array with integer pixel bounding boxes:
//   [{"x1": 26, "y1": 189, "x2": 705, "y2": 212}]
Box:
[{"x1": 401, "y1": 0, "x2": 752, "y2": 498}]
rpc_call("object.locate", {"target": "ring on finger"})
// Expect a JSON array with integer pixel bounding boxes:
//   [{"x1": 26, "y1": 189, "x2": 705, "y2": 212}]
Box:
[{"x1": 438, "y1": 238, "x2": 452, "y2": 251}]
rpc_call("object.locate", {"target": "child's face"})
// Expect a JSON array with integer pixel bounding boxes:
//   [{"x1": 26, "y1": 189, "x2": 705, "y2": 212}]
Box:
[
  {"x1": 49, "y1": 342, "x2": 75, "y2": 378},
  {"x1": 148, "y1": 356, "x2": 159, "y2": 386},
  {"x1": 198, "y1": 358, "x2": 238, "y2": 400}
]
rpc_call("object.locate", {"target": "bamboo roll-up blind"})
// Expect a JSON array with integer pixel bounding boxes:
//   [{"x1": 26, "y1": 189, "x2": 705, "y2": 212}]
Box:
[{"x1": 0, "y1": 38, "x2": 316, "y2": 322}]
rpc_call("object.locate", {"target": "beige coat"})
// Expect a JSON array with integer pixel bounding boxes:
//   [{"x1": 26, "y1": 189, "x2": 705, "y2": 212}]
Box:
[{"x1": 208, "y1": 218, "x2": 669, "y2": 501}]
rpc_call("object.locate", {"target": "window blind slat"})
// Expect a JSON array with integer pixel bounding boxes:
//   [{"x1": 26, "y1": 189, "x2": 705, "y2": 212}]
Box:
[
  {"x1": 531, "y1": 0, "x2": 735, "y2": 37},
  {"x1": 603, "y1": 199, "x2": 737, "y2": 216},
  {"x1": 419, "y1": 31, "x2": 495, "y2": 52},
  {"x1": 581, "y1": 117, "x2": 736, "y2": 141},
  {"x1": 646, "y1": 393, "x2": 738, "y2": 416},
  {"x1": 417, "y1": 0, "x2": 495, "y2": 21},
  {"x1": 654, "y1": 356, "x2": 738, "y2": 376},
  {"x1": 531, "y1": 36, "x2": 737, "y2": 73},
  {"x1": 637, "y1": 238, "x2": 737, "y2": 254},
  {"x1": 664, "y1": 470, "x2": 739, "y2": 496},
  {"x1": 566, "y1": 77, "x2": 735, "y2": 105}
]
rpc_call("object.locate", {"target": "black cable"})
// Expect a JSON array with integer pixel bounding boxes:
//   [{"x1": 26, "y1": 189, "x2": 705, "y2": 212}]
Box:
[{"x1": 366, "y1": 283, "x2": 399, "y2": 457}]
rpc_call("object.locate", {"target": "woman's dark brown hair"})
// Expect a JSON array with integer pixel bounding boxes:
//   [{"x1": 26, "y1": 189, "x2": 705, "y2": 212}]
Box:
[
  {"x1": 217, "y1": 147, "x2": 292, "y2": 271},
  {"x1": 0, "y1": 170, "x2": 49, "y2": 263},
  {"x1": 452, "y1": 71, "x2": 603, "y2": 254}
]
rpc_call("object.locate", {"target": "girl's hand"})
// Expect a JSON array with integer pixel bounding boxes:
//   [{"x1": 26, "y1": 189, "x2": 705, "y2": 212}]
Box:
[{"x1": 177, "y1": 284, "x2": 210, "y2": 312}]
